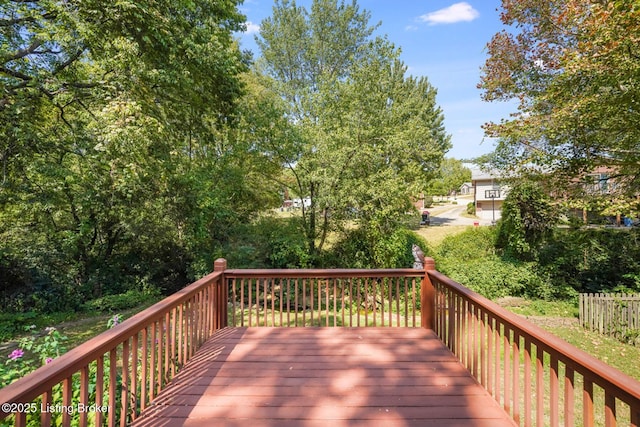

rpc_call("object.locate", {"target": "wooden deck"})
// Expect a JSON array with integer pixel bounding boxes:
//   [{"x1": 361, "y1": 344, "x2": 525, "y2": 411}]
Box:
[{"x1": 132, "y1": 327, "x2": 515, "y2": 426}]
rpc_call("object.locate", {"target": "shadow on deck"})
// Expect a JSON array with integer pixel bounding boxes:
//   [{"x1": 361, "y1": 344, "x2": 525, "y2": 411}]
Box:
[{"x1": 132, "y1": 327, "x2": 515, "y2": 427}]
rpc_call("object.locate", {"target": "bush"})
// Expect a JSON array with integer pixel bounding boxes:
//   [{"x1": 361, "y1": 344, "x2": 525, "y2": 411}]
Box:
[
  {"x1": 84, "y1": 288, "x2": 161, "y2": 313},
  {"x1": 324, "y1": 227, "x2": 430, "y2": 268},
  {"x1": 438, "y1": 257, "x2": 545, "y2": 299},
  {"x1": 537, "y1": 228, "x2": 640, "y2": 294},
  {"x1": 213, "y1": 216, "x2": 312, "y2": 269},
  {"x1": 466, "y1": 202, "x2": 476, "y2": 215},
  {"x1": 496, "y1": 182, "x2": 556, "y2": 260},
  {"x1": 434, "y1": 226, "x2": 573, "y2": 300},
  {"x1": 424, "y1": 196, "x2": 434, "y2": 208}
]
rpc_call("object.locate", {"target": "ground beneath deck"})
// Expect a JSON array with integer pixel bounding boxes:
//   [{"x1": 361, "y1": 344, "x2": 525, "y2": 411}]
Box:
[{"x1": 133, "y1": 327, "x2": 515, "y2": 427}]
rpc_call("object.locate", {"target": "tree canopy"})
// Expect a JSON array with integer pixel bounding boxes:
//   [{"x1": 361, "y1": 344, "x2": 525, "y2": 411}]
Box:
[
  {"x1": 479, "y1": 0, "x2": 640, "y2": 197},
  {"x1": 427, "y1": 158, "x2": 472, "y2": 197},
  {"x1": 0, "y1": 0, "x2": 275, "y2": 311},
  {"x1": 256, "y1": 0, "x2": 450, "y2": 261}
]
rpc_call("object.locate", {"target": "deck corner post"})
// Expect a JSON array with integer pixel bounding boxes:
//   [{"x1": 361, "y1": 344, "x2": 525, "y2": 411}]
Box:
[
  {"x1": 421, "y1": 257, "x2": 436, "y2": 330},
  {"x1": 214, "y1": 258, "x2": 227, "y2": 272},
  {"x1": 213, "y1": 258, "x2": 228, "y2": 328}
]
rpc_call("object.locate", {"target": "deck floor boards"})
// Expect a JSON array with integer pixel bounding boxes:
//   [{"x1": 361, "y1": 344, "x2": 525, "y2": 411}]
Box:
[{"x1": 133, "y1": 327, "x2": 515, "y2": 427}]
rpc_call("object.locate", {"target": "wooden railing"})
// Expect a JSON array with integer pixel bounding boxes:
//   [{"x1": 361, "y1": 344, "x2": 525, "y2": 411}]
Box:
[
  {"x1": 224, "y1": 266, "x2": 429, "y2": 327},
  {"x1": 2, "y1": 257, "x2": 640, "y2": 427},
  {"x1": 428, "y1": 269, "x2": 640, "y2": 427},
  {"x1": 0, "y1": 259, "x2": 228, "y2": 427}
]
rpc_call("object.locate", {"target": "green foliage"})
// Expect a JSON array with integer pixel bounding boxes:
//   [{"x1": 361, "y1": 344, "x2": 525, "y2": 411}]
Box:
[
  {"x1": 439, "y1": 258, "x2": 546, "y2": 300},
  {"x1": 0, "y1": 0, "x2": 294, "y2": 315},
  {"x1": 0, "y1": 327, "x2": 67, "y2": 388},
  {"x1": 424, "y1": 196, "x2": 434, "y2": 208},
  {"x1": 466, "y1": 202, "x2": 476, "y2": 215},
  {"x1": 427, "y1": 158, "x2": 472, "y2": 197},
  {"x1": 0, "y1": 320, "x2": 125, "y2": 427},
  {"x1": 538, "y1": 228, "x2": 640, "y2": 294},
  {"x1": 435, "y1": 227, "x2": 572, "y2": 300},
  {"x1": 325, "y1": 226, "x2": 430, "y2": 269},
  {"x1": 480, "y1": 0, "x2": 640, "y2": 196},
  {"x1": 84, "y1": 289, "x2": 161, "y2": 314},
  {"x1": 433, "y1": 222, "x2": 640, "y2": 300},
  {"x1": 212, "y1": 216, "x2": 312, "y2": 269},
  {"x1": 256, "y1": 0, "x2": 450, "y2": 260},
  {"x1": 496, "y1": 181, "x2": 556, "y2": 260},
  {"x1": 436, "y1": 226, "x2": 498, "y2": 262}
]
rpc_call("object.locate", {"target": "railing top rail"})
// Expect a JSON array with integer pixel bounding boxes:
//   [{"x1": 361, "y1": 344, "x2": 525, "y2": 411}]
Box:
[
  {"x1": 0, "y1": 270, "x2": 223, "y2": 409},
  {"x1": 428, "y1": 270, "x2": 640, "y2": 405},
  {"x1": 224, "y1": 268, "x2": 424, "y2": 279}
]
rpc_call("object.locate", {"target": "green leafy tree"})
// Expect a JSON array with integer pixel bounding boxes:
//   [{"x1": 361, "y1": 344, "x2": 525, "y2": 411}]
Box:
[
  {"x1": 496, "y1": 181, "x2": 556, "y2": 260},
  {"x1": 256, "y1": 0, "x2": 450, "y2": 261},
  {"x1": 427, "y1": 158, "x2": 472, "y2": 197},
  {"x1": 0, "y1": 0, "x2": 254, "y2": 309},
  {"x1": 479, "y1": 0, "x2": 640, "y2": 196}
]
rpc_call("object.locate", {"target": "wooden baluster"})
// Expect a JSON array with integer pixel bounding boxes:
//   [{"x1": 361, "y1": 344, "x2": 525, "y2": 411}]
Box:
[
  {"x1": 604, "y1": 391, "x2": 616, "y2": 427},
  {"x1": 524, "y1": 340, "x2": 532, "y2": 427},
  {"x1": 479, "y1": 309, "x2": 487, "y2": 388},
  {"x1": 583, "y1": 379, "x2": 594, "y2": 427},
  {"x1": 130, "y1": 333, "x2": 138, "y2": 422},
  {"x1": 564, "y1": 367, "x2": 575, "y2": 427},
  {"x1": 487, "y1": 314, "x2": 494, "y2": 397},
  {"x1": 504, "y1": 326, "x2": 511, "y2": 415},
  {"x1": 550, "y1": 355, "x2": 559, "y2": 427},
  {"x1": 121, "y1": 339, "x2": 129, "y2": 427},
  {"x1": 536, "y1": 346, "x2": 545, "y2": 427},
  {"x1": 95, "y1": 356, "x2": 104, "y2": 426},
  {"x1": 140, "y1": 328, "x2": 148, "y2": 412},
  {"x1": 512, "y1": 332, "x2": 520, "y2": 425},
  {"x1": 109, "y1": 348, "x2": 117, "y2": 427},
  {"x1": 41, "y1": 389, "x2": 52, "y2": 426},
  {"x1": 79, "y1": 365, "x2": 89, "y2": 427}
]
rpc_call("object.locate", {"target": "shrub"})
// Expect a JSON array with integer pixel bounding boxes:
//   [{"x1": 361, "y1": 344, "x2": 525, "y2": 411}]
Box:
[
  {"x1": 466, "y1": 202, "x2": 476, "y2": 215},
  {"x1": 496, "y1": 181, "x2": 556, "y2": 260},
  {"x1": 434, "y1": 226, "x2": 571, "y2": 300},
  {"x1": 84, "y1": 288, "x2": 161, "y2": 313},
  {"x1": 325, "y1": 227, "x2": 430, "y2": 268},
  {"x1": 424, "y1": 196, "x2": 434, "y2": 208},
  {"x1": 537, "y1": 228, "x2": 640, "y2": 294}
]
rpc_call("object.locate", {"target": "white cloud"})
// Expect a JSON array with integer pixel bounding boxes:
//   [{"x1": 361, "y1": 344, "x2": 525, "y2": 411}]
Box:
[
  {"x1": 244, "y1": 21, "x2": 260, "y2": 34},
  {"x1": 418, "y1": 2, "x2": 480, "y2": 25}
]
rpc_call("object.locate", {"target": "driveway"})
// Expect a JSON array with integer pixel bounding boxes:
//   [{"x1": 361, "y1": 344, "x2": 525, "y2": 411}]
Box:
[{"x1": 426, "y1": 202, "x2": 493, "y2": 226}]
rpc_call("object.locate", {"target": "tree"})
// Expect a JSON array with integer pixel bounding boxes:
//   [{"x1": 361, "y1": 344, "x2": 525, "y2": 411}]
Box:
[
  {"x1": 427, "y1": 158, "x2": 472, "y2": 198},
  {"x1": 496, "y1": 181, "x2": 556, "y2": 260},
  {"x1": 0, "y1": 0, "x2": 254, "y2": 309},
  {"x1": 256, "y1": 0, "x2": 450, "y2": 261},
  {"x1": 479, "y1": 0, "x2": 640, "y2": 196}
]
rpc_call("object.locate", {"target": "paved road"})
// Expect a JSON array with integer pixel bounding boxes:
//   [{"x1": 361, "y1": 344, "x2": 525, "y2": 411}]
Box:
[{"x1": 426, "y1": 203, "x2": 493, "y2": 226}]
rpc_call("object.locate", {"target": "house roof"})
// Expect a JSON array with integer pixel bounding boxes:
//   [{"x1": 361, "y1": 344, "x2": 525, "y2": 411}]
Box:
[{"x1": 471, "y1": 168, "x2": 501, "y2": 180}]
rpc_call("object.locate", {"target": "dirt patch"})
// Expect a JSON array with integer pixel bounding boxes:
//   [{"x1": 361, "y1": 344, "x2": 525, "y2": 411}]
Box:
[{"x1": 518, "y1": 315, "x2": 579, "y2": 329}]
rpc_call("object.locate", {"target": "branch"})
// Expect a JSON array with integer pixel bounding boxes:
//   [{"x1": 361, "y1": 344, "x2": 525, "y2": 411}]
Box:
[
  {"x1": 52, "y1": 47, "x2": 86, "y2": 75},
  {"x1": 2, "y1": 39, "x2": 44, "y2": 63},
  {"x1": 0, "y1": 65, "x2": 32, "y2": 81},
  {"x1": 0, "y1": 11, "x2": 56, "y2": 27}
]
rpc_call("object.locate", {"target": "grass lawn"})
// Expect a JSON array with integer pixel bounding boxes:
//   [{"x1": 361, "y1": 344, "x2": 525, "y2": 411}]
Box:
[
  {"x1": 413, "y1": 224, "x2": 473, "y2": 249},
  {"x1": 498, "y1": 298, "x2": 640, "y2": 382}
]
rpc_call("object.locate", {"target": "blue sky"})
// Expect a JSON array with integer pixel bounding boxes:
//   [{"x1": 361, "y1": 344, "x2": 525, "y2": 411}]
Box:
[{"x1": 236, "y1": 1, "x2": 516, "y2": 160}]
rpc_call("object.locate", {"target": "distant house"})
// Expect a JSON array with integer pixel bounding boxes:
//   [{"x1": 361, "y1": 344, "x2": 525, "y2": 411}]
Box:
[
  {"x1": 459, "y1": 182, "x2": 473, "y2": 195},
  {"x1": 471, "y1": 170, "x2": 508, "y2": 223}
]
